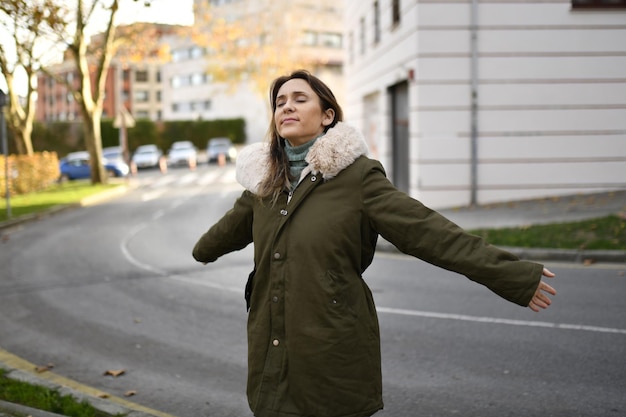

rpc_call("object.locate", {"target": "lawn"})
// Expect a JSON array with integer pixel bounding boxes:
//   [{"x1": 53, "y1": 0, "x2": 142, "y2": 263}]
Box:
[
  {"x1": 0, "y1": 181, "x2": 119, "y2": 223},
  {"x1": 469, "y1": 214, "x2": 626, "y2": 251},
  {"x1": 0, "y1": 369, "x2": 122, "y2": 417}
]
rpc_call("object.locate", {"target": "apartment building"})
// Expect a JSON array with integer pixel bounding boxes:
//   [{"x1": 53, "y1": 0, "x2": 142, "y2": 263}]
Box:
[
  {"x1": 36, "y1": 24, "x2": 177, "y2": 123},
  {"x1": 160, "y1": 0, "x2": 345, "y2": 142},
  {"x1": 344, "y1": 0, "x2": 626, "y2": 209}
]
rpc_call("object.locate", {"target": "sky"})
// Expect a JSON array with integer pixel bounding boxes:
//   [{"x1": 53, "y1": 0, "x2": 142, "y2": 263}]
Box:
[
  {"x1": 112, "y1": 0, "x2": 194, "y2": 27},
  {"x1": 0, "y1": 0, "x2": 195, "y2": 95}
]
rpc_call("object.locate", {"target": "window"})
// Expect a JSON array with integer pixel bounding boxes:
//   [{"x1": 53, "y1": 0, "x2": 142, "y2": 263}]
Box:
[
  {"x1": 191, "y1": 46, "x2": 204, "y2": 59},
  {"x1": 392, "y1": 0, "x2": 400, "y2": 26},
  {"x1": 135, "y1": 110, "x2": 149, "y2": 119},
  {"x1": 135, "y1": 70, "x2": 149, "y2": 82},
  {"x1": 134, "y1": 90, "x2": 149, "y2": 102},
  {"x1": 373, "y1": 1, "x2": 380, "y2": 44},
  {"x1": 303, "y1": 30, "x2": 318, "y2": 46},
  {"x1": 319, "y1": 32, "x2": 342, "y2": 48},
  {"x1": 192, "y1": 73, "x2": 204, "y2": 85},
  {"x1": 572, "y1": 0, "x2": 626, "y2": 8},
  {"x1": 348, "y1": 31, "x2": 354, "y2": 64},
  {"x1": 359, "y1": 17, "x2": 365, "y2": 55}
]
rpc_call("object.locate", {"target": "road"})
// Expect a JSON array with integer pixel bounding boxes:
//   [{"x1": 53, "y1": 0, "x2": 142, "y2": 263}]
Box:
[{"x1": 0, "y1": 164, "x2": 625, "y2": 417}]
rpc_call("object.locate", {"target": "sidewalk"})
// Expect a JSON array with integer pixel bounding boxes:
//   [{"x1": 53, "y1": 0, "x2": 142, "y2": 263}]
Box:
[{"x1": 377, "y1": 189, "x2": 626, "y2": 263}]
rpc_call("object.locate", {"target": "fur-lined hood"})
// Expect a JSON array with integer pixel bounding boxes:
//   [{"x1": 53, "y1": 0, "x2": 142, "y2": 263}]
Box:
[{"x1": 235, "y1": 122, "x2": 369, "y2": 194}]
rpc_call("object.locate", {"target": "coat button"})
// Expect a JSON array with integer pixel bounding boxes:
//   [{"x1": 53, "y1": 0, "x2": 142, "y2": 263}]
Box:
[
  {"x1": 272, "y1": 339, "x2": 280, "y2": 347},
  {"x1": 274, "y1": 252, "x2": 281, "y2": 259},
  {"x1": 311, "y1": 176, "x2": 317, "y2": 182},
  {"x1": 272, "y1": 296, "x2": 279, "y2": 303},
  {"x1": 280, "y1": 209, "x2": 288, "y2": 216}
]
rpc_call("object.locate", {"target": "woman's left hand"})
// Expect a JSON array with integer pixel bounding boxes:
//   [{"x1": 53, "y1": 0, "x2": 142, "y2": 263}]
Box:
[{"x1": 528, "y1": 268, "x2": 557, "y2": 312}]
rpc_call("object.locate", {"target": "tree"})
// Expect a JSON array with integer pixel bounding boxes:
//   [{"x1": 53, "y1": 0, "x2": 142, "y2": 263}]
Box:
[
  {"x1": 43, "y1": 0, "x2": 168, "y2": 184},
  {"x1": 191, "y1": 0, "x2": 338, "y2": 98},
  {"x1": 0, "y1": 0, "x2": 67, "y2": 156},
  {"x1": 54, "y1": 0, "x2": 121, "y2": 184}
]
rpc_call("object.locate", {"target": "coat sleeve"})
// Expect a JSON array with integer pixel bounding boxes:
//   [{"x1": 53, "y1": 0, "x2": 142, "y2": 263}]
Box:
[
  {"x1": 192, "y1": 190, "x2": 255, "y2": 263},
  {"x1": 360, "y1": 160, "x2": 543, "y2": 307}
]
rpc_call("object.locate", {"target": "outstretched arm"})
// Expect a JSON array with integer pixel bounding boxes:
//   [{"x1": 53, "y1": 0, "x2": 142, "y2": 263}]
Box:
[{"x1": 528, "y1": 268, "x2": 557, "y2": 312}]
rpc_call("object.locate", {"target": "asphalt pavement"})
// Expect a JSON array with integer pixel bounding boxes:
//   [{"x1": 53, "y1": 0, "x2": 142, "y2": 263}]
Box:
[{"x1": 0, "y1": 187, "x2": 625, "y2": 417}]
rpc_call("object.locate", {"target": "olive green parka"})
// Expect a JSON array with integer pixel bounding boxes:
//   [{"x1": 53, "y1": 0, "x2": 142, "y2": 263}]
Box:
[{"x1": 192, "y1": 122, "x2": 544, "y2": 417}]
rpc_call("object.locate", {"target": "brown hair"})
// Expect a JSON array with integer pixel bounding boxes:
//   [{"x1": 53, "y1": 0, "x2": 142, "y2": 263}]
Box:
[{"x1": 257, "y1": 70, "x2": 344, "y2": 202}]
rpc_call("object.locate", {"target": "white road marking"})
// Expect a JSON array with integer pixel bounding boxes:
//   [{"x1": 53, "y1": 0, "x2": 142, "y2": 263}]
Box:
[{"x1": 376, "y1": 306, "x2": 626, "y2": 335}]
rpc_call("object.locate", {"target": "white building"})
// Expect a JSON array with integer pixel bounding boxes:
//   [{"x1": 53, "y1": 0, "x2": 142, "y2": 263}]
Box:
[
  {"x1": 344, "y1": 0, "x2": 626, "y2": 209},
  {"x1": 161, "y1": 0, "x2": 345, "y2": 143}
]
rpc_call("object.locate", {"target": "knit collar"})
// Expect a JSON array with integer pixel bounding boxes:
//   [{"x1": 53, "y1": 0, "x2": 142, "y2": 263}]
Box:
[{"x1": 284, "y1": 135, "x2": 321, "y2": 164}]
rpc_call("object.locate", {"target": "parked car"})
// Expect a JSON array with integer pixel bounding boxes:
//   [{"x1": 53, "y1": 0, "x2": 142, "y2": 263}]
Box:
[
  {"x1": 59, "y1": 151, "x2": 130, "y2": 181},
  {"x1": 102, "y1": 146, "x2": 126, "y2": 163},
  {"x1": 131, "y1": 144, "x2": 163, "y2": 169},
  {"x1": 207, "y1": 137, "x2": 237, "y2": 164},
  {"x1": 167, "y1": 141, "x2": 197, "y2": 168}
]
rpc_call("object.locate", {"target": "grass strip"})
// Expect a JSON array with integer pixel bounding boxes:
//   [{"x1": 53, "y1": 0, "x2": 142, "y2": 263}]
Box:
[
  {"x1": 0, "y1": 369, "x2": 122, "y2": 417},
  {"x1": 0, "y1": 181, "x2": 118, "y2": 222},
  {"x1": 469, "y1": 214, "x2": 626, "y2": 250}
]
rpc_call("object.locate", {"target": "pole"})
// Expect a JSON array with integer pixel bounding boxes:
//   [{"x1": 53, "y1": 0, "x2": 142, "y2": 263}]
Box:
[
  {"x1": 469, "y1": 0, "x2": 479, "y2": 207},
  {"x1": 0, "y1": 90, "x2": 10, "y2": 219}
]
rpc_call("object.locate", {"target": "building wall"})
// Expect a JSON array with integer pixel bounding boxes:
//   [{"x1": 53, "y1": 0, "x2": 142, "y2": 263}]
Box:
[
  {"x1": 36, "y1": 61, "x2": 162, "y2": 123},
  {"x1": 345, "y1": 0, "x2": 626, "y2": 209},
  {"x1": 159, "y1": 0, "x2": 345, "y2": 144}
]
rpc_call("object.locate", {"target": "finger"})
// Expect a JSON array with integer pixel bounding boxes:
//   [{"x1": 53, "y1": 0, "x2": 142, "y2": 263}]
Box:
[
  {"x1": 540, "y1": 282, "x2": 557, "y2": 296},
  {"x1": 533, "y1": 295, "x2": 549, "y2": 309},
  {"x1": 542, "y1": 268, "x2": 556, "y2": 278},
  {"x1": 535, "y1": 293, "x2": 551, "y2": 307},
  {"x1": 528, "y1": 301, "x2": 540, "y2": 312}
]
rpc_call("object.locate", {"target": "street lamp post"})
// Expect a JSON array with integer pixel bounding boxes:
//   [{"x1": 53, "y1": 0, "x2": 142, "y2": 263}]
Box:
[{"x1": 0, "y1": 89, "x2": 10, "y2": 219}]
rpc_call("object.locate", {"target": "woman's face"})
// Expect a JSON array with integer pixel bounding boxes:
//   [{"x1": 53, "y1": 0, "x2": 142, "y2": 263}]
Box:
[{"x1": 274, "y1": 78, "x2": 335, "y2": 147}]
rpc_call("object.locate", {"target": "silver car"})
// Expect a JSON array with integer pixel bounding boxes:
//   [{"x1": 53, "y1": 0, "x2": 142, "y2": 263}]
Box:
[
  {"x1": 132, "y1": 144, "x2": 163, "y2": 169},
  {"x1": 167, "y1": 141, "x2": 198, "y2": 168}
]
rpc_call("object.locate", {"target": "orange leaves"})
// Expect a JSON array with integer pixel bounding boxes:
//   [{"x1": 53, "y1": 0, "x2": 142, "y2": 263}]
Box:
[
  {"x1": 103, "y1": 369, "x2": 126, "y2": 377},
  {"x1": 35, "y1": 363, "x2": 54, "y2": 373},
  {"x1": 103, "y1": 368, "x2": 139, "y2": 397}
]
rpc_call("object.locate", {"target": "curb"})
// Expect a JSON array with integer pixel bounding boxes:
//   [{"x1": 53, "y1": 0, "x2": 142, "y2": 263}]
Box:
[
  {"x1": 375, "y1": 239, "x2": 626, "y2": 264},
  {"x1": 0, "y1": 349, "x2": 174, "y2": 417}
]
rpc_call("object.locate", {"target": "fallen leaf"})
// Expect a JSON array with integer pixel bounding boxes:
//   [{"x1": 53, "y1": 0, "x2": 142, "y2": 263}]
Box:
[
  {"x1": 125, "y1": 390, "x2": 137, "y2": 397},
  {"x1": 103, "y1": 369, "x2": 126, "y2": 377},
  {"x1": 583, "y1": 258, "x2": 596, "y2": 266},
  {"x1": 35, "y1": 363, "x2": 54, "y2": 373},
  {"x1": 97, "y1": 392, "x2": 110, "y2": 399}
]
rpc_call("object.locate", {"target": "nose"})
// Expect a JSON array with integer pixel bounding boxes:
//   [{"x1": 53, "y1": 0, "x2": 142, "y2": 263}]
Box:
[{"x1": 282, "y1": 99, "x2": 295, "y2": 112}]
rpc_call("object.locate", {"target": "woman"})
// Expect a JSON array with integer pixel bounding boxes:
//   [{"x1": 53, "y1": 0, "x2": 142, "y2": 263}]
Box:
[{"x1": 192, "y1": 70, "x2": 556, "y2": 417}]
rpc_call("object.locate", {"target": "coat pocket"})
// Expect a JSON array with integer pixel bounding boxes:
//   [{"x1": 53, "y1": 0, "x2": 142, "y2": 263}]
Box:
[{"x1": 245, "y1": 266, "x2": 256, "y2": 311}]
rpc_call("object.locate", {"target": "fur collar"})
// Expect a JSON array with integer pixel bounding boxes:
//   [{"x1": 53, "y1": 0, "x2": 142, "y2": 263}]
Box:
[{"x1": 235, "y1": 122, "x2": 369, "y2": 194}]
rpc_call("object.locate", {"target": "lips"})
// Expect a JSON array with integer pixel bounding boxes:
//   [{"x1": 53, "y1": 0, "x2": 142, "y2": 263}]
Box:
[{"x1": 281, "y1": 118, "x2": 298, "y2": 125}]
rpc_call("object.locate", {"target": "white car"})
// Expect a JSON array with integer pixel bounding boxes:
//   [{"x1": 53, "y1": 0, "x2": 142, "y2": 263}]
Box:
[
  {"x1": 132, "y1": 144, "x2": 163, "y2": 169},
  {"x1": 167, "y1": 141, "x2": 197, "y2": 168}
]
